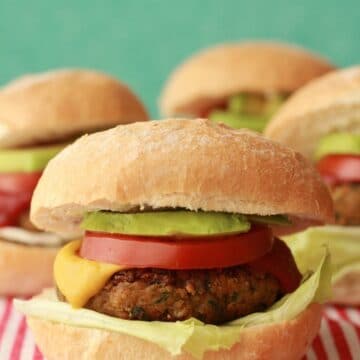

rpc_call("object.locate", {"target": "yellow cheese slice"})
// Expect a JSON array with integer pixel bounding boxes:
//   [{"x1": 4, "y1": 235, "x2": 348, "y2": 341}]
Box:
[{"x1": 54, "y1": 240, "x2": 123, "y2": 308}]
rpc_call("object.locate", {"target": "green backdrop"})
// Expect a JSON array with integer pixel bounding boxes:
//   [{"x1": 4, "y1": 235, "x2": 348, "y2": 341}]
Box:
[{"x1": 1, "y1": 0, "x2": 359, "y2": 116}]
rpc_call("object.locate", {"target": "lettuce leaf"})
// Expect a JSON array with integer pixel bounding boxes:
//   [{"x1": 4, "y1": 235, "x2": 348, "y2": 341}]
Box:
[
  {"x1": 15, "y1": 251, "x2": 330, "y2": 359},
  {"x1": 283, "y1": 226, "x2": 360, "y2": 283}
]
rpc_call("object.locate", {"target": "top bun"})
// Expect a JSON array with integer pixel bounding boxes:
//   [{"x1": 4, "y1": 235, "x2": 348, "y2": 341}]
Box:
[
  {"x1": 0, "y1": 69, "x2": 149, "y2": 148},
  {"x1": 31, "y1": 119, "x2": 333, "y2": 234},
  {"x1": 159, "y1": 41, "x2": 335, "y2": 116},
  {"x1": 265, "y1": 66, "x2": 360, "y2": 159}
]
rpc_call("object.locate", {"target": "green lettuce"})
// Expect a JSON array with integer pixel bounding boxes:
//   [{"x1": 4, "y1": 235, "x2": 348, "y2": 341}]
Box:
[
  {"x1": 15, "y1": 251, "x2": 330, "y2": 359},
  {"x1": 283, "y1": 226, "x2": 360, "y2": 283}
]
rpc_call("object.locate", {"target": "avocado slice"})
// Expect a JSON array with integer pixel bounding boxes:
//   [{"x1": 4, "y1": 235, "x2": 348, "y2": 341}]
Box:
[
  {"x1": 82, "y1": 211, "x2": 251, "y2": 236},
  {"x1": 209, "y1": 93, "x2": 285, "y2": 132},
  {"x1": 314, "y1": 133, "x2": 360, "y2": 160},
  {"x1": 246, "y1": 214, "x2": 291, "y2": 226},
  {"x1": 228, "y1": 94, "x2": 246, "y2": 113},
  {"x1": 265, "y1": 94, "x2": 286, "y2": 116},
  {"x1": 228, "y1": 94, "x2": 285, "y2": 116},
  {"x1": 0, "y1": 144, "x2": 65, "y2": 173},
  {"x1": 209, "y1": 111, "x2": 269, "y2": 132}
]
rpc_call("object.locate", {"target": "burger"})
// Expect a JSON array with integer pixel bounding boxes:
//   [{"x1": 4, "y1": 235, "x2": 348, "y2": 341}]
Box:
[
  {"x1": 159, "y1": 41, "x2": 335, "y2": 132},
  {"x1": 15, "y1": 119, "x2": 333, "y2": 359},
  {"x1": 0, "y1": 69, "x2": 148, "y2": 295},
  {"x1": 264, "y1": 66, "x2": 360, "y2": 305}
]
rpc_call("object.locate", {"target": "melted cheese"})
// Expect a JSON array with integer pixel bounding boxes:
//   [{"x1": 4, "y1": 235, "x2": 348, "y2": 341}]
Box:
[
  {"x1": 54, "y1": 240, "x2": 123, "y2": 308},
  {"x1": 0, "y1": 227, "x2": 69, "y2": 246}
]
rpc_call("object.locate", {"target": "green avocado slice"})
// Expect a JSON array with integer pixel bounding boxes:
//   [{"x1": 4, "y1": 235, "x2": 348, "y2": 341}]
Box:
[
  {"x1": 209, "y1": 94, "x2": 285, "y2": 132},
  {"x1": 209, "y1": 111, "x2": 269, "y2": 132},
  {"x1": 0, "y1": 144, "x2": 65, "y2": 173},
  {"x1": 228, "y1": 94, "x2": 246, "y2": 113},
  {"x1": 314, "y1": 133, "x2": 360, "y2": 160},
  {"x1": 82, "y1": 211, "x2": 251, "y2": 236},
  {"x1": 82, "y1": 211, "x2": 291, "y2": 237},
  {"x1": 265, "y1": 94, "x2": 286, "y2": 116}
]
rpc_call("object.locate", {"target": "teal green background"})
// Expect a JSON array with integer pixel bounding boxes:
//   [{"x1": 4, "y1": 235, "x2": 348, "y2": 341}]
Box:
[{"x1": 0, "y1": 1, "x2": 359, "y2": 116}]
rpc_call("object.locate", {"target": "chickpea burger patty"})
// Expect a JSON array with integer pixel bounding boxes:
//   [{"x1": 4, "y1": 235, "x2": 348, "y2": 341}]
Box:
[{"x1": 58, "y1": 264, "x2": 281, "y2": 324}]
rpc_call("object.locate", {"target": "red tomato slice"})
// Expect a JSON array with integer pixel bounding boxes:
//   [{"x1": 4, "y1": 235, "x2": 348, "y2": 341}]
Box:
[
  {"x1": 317, "y1": 154, "x2": 360, "y2": 186},
  {"x1": 249, "y1": 238, "x2": 302, "y2": 293},
  {"x1": 0, "y1": 172, "x2": 42, "y2": 194},
  {"x1": 0, "y1": 172, "x2": 41, "y2": 226},
  {"x1": 0, "y1": 191, "x2": 32, "y2": 226},
  {"x1": 80, "y1": 225, "x2": 274, "y2": 270}
]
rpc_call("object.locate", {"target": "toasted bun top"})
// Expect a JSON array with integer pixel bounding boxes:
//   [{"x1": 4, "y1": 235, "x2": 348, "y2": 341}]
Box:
[
  {"x1": 0, "y1": 69, "x2": 149, "y2": 148},
  {"x1": 265, "y1": 66, "x2": 360, "y2": 159},
  {"x1": 159, "y1": 41, "x2": 335, "y2": 116},
  {"x1": 31, "y1": 119, "x2": 333, "y2": 234}
]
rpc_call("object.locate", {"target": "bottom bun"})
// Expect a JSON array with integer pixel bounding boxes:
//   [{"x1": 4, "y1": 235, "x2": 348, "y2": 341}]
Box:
[
  {"x1": 332, "y1": 271, "x2": 360, "y2": 306},
  {"x1": 27, "y1": 303, "x2": 322, "y2": 360},
  {"x1": 0, "y1": 240, "x2": 58, "y2": 296}
]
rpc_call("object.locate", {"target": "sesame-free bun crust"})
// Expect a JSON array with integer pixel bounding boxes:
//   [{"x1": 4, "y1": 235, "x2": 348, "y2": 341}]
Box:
[
  {"x1": 27, "y1": 303, "x2": 321, "y2": 360},
  {"x1": 31, "y1": 119, "x2": 333, "y2": 234},
  {"x1": 0, "y1": 69, "x2": 149, "y2": 148},
  {"x1": 331, "y1": 271, "x2": 360, "y2": 306},
  {"x1": 160, "y1": 42, "x2": 335, "y2": 116},
  {"x1": 0, "y1": 240, "x2": 57, "y2": 296},
  {"x1": 265, "y1": 66, "x2": 360, "y2": 159}
]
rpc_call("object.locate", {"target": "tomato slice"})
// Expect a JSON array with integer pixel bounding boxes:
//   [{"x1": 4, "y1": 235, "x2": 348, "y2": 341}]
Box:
[
  {"x1": 80, "y1": 225, "x2": 274, "y2": 270},
  {"x1": 0, "y1": 191, "x2": 32, "y2": 226},
  {"x1": 248, "y1": 238, "x2": 302, "y2": 293},
  {"x1": 0, "y1": 172, "x2": 41, "y2": 227},
  {"x1": 0, "y1": 172, "x2": 42, "y2": 194},
  {"x1": 317, "y1": 154, "x2": 360, "y2": 186}
]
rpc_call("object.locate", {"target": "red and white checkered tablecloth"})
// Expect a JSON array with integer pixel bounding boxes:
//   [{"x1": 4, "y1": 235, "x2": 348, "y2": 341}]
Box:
[{"x1": 0, "y1": 297, "x2": 359, "y2": 359}]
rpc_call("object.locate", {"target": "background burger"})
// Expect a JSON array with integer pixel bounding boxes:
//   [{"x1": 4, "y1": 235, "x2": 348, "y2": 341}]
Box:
[
  {"x1": 0, "y1": 69, "x2": 148, "y2": 295},
  {"x1": 16, "y1": 119, "x2": 332, "y2": 359},
  {"x1": 159, "y1": 41, "x2": 335, "y2": 132},
  {"x1": 265, "y1": 66, "x2": 360, "y2": 305}
]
